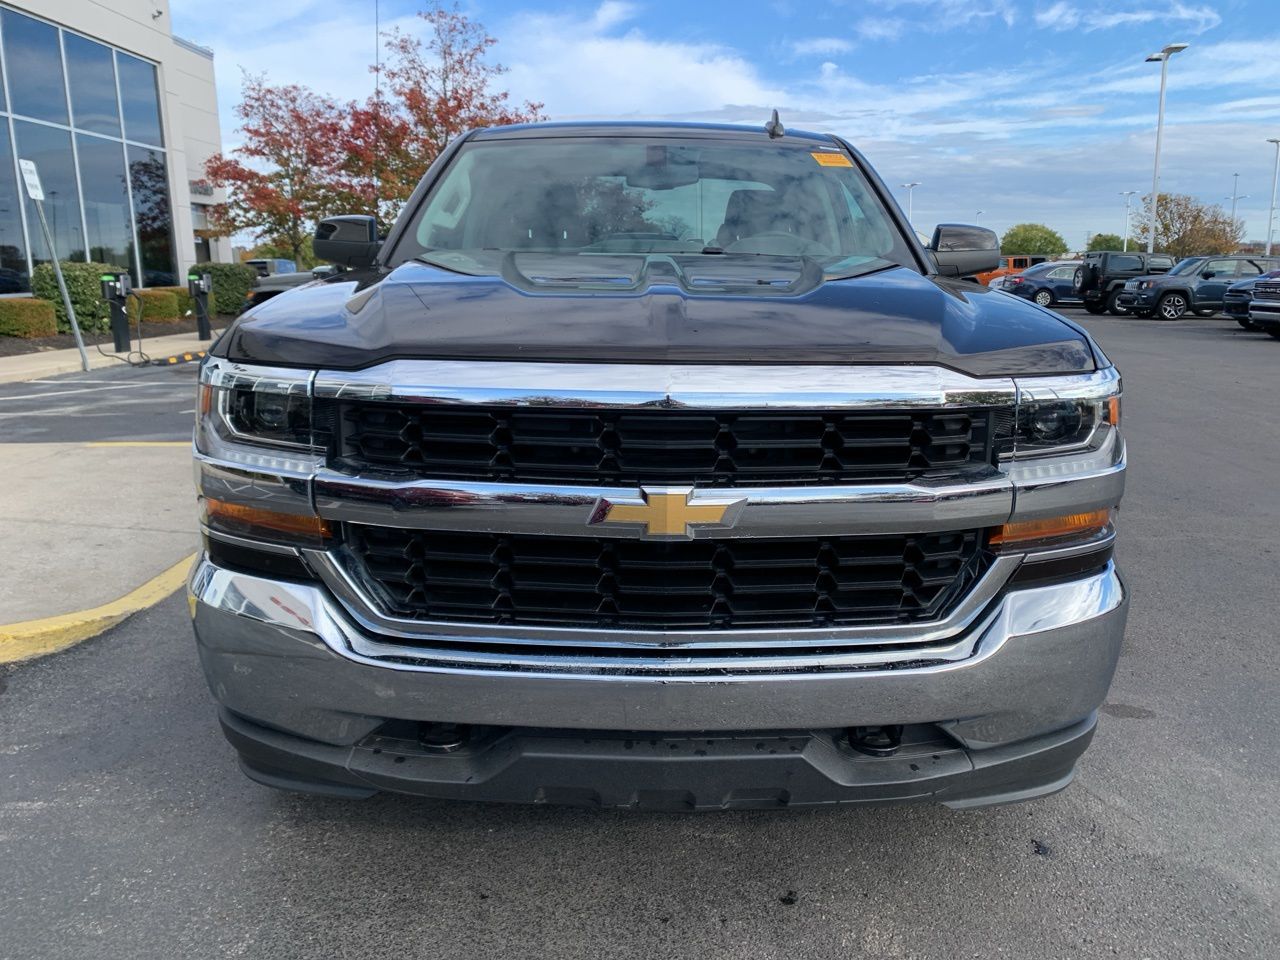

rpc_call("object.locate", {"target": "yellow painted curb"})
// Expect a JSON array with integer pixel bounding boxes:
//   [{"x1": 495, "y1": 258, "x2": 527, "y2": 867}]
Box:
[{"x1": 0, "y1": 553, "x2": 197, "y2": 665}]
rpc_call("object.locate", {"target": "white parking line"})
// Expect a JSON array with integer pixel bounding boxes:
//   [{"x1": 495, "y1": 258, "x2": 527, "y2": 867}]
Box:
[{"x1": 0, "y1": 383, "x2": 184, "y2": 401}]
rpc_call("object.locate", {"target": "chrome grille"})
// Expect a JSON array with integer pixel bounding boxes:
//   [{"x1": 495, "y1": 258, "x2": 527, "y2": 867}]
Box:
[{"x1": 324, "y1": 402, "x2": 996, "y2": 487}]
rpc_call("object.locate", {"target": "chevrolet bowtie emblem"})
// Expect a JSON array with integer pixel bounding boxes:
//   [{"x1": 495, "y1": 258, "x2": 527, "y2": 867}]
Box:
[{"x1": 590, "y1": 487, "x2": 746, "y2": 539}]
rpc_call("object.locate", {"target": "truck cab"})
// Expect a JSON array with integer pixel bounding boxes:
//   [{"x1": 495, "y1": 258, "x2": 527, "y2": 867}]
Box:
[{"x1": 191, "y1": 121, "x2": 1127, "y2": 811}]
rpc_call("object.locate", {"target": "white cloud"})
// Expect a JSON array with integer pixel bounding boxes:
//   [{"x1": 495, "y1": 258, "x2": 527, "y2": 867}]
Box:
[
  {"x1": 791, "y1": 36, "x2": 854, "y2": 56},
  {"x1": 1035, "y1": 1, "x2": 1221, "y2": 34},
  {"x1": 856, "y1": 19, "x2": 906, "y2": 41},
  {"x1": 500, "y1": 5, "x2": 786, "y2": 117}
]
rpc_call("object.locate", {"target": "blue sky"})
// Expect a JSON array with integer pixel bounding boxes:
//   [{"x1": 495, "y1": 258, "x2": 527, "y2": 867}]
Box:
[{"x1": 172, "y1": 0, "x2": 1280, "y2": 246}]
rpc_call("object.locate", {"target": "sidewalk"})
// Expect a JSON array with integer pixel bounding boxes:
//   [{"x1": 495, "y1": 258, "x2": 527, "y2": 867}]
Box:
[
  {"x1": 0, "y1": 442, "x2": 196, "y2": 625},
  {"x1": 0, "y1": 328, "x2": 223, "y2": 384}
]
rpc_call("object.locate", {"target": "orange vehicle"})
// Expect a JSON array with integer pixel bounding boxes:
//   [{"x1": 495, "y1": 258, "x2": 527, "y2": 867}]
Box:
[{"x1": 976, "y1": 254, "x2": 1053, "y2": 287}]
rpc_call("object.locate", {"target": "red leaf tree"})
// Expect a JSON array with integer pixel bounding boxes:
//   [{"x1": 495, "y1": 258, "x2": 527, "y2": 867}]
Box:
[
  {"x1": 203, "y1": 75, "x2": 345, "y2": 264},
  {"x1": 205, "y1": 4, "x2": 543, "y2": 250},
  {"x1": 331, "y1": 2, "x2": 544, "y2": 230}
]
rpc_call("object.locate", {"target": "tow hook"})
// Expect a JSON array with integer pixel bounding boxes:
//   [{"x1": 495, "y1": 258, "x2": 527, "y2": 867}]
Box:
[
  {"x1": 418, "y1": 722, "x2": 471, "y2": 752},
  {"x1": 848, "y1": 725, "x2": 904, "y2": 757}
]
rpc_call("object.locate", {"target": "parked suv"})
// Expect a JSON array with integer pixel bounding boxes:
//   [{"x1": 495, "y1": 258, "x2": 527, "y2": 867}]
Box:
[
  {"x1": 1115, "y1": 255, "x2": 1280, "y2": 320},
  {"x1": 192, "y1": 121, "x2": 1127, "y2": 811},
  {"x1": 1074, "y1": 250, "x2": 1175, "y2": 315},
  {"x1": 1225, "y1": 269, "x2": 1280, "y2": 329}
]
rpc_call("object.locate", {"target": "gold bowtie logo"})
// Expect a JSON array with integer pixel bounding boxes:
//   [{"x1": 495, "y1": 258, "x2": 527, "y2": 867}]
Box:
[{"x1": 591, "y1": 487, "x2": 745, "y2": 539}]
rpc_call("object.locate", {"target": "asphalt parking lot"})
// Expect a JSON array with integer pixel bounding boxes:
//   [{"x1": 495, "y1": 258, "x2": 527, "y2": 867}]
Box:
[{"x1": 2, "y1": 314, "x2": 1277, "y2": 960}]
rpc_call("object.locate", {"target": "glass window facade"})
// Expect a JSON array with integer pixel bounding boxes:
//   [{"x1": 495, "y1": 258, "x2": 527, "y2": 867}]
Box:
[{"x1": 0, "y1": 6, "x2": 176, "y2": 291}]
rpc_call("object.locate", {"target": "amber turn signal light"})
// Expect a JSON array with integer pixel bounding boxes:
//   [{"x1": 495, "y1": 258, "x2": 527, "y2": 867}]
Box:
[
  {"x1": 1105, "y1": 395, "x2": 1121, "y2": 426},
  {"x1": 203, "y1": 498, "x2": 332, "y2": 541},
  {"x1": 989, "y1": 508, "x2": 1113, "y2": 549}
]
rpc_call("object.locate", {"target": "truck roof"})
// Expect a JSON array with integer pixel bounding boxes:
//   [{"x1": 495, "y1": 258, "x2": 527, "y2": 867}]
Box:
[{"x1": 471, "y1": 119, "x2": 839, "y2": 145}]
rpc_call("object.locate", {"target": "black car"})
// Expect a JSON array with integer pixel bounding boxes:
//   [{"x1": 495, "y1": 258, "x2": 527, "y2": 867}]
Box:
[
  {"x1": 1224, "y1": 269, "x2": 1280, "y2": 329},
  {"x1": 1074, "y1": 250, "x2": 1176, "y2": 315},
  {"x1": 1115, "y1": 255, "x2": 1280, "y2": 320},
  {"x1": 1000, "y1": 260, "x2": 1082, "y2": 306}
]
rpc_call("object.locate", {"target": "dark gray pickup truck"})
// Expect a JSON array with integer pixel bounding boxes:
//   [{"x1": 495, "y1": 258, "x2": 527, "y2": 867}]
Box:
[{"x1": 190, "y1": 120, "x2": 1127, "y2": 811}]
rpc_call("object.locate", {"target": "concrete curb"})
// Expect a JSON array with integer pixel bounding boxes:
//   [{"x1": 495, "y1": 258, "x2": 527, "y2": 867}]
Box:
[
  {"x1": 0, "y1": 329, "x2": 223, "y2": 384},
  {"x1": 0, "y1": 553, "x2": 197, "y2": 665}
]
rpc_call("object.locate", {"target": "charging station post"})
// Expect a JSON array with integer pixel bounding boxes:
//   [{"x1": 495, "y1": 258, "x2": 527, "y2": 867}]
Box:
[
  {"x1": 187, "y1": 272, "x2": 212, "y2": 340},
  {"x1": 19, "y1": 158, "x2": 88, "y2": 371},
  {"x1": 100, "y1": 273, "x2": 132, "y2": 353}
]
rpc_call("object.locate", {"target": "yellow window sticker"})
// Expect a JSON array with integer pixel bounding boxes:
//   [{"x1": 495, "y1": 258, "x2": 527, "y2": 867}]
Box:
[{"x1": 811, "y1": 152, "x2": 853, "y2": 167}]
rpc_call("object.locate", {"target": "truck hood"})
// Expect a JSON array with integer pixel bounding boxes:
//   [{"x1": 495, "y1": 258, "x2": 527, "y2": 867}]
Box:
[{"x1": 217, "y1": 260, "x2": 1098, "y2": 377}]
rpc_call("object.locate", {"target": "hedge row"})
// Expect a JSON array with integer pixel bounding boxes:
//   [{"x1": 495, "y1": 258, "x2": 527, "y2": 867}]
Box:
[
  {"x1": 30, "y1": 261, "x2": 118, "y2": 333},
  {"x1": 152, "y1": 285, "x2": 218, "y2": 318},
  {"x1": 126, "y1": 288, "x2": 180, "y2": 325},
  {"x1": 0, "y1": 298, "x2": 57, "y2": 338},
  {"x1": 20, "y1": 261, "x2": 249, "y2": 337},
  {"x1": 200, "y1": 262, "x2": 257, "y2": 313}
]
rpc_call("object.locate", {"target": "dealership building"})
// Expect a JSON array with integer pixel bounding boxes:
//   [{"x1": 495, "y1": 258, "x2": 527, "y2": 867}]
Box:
[{"x1": 0, "y1": 0, "x2": 228, "y2": 295}]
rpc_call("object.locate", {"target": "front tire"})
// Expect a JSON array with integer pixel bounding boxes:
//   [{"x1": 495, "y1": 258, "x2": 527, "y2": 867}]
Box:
[
  {"x1": 1157, "y1": 292, "x2": 1188, "y2": 320},
  {"x1": 1107, "y1": 290, "x2": 1130, "y2": 316},
  {"x1": 1033, "y1": 289, "x2": 1054, "y2": 307},
  {"x1": 1084, "y1": 301, "x2": 1108, "y2": 315},
  {"x1": 1269, "y1": 330, "x2": 1280, "y2": 341},
  {"x1": 1237, "y1": 318, "x2": 1258, "y2": 330}
]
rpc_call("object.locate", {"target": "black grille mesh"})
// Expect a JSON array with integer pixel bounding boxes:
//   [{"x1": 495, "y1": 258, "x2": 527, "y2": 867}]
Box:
[
  {"x1": 326, "y1": 403, "x2": 994, "y2": 486},
  {"x1": 344, "y1": 526, "x2": 989, "y2": 630}
]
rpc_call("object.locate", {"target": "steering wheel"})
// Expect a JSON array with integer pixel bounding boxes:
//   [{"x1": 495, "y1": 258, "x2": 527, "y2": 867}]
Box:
[{"x1": 725, "y1": 231, "x2": 830, "y2": 256}]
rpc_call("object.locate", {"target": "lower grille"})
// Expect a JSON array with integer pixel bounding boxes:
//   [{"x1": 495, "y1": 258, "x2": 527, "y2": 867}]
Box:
[{"x1": 342, "y1": 525, "x2": 990, "y2": 631}]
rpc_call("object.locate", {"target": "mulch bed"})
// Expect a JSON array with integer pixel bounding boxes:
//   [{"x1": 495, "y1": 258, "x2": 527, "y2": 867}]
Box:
[{"x1": 0, "y1": 316, "x2": 233, "y2": 358}]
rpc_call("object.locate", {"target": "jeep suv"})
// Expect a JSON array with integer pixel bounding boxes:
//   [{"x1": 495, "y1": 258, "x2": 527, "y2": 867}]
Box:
[
  {"x1": 191, "y1": 121, "x2": 1127, "y2": 811},
  {"x1": 1115, "y1": 255, "x2": 1280, "y2": 320},
  {"x1": 1074, "y1": 250, "x2": 1175, "y2": 315}
]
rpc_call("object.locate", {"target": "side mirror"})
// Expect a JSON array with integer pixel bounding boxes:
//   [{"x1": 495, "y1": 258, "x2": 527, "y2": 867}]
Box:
[
  {"x1": 314, "y1": 215, "x2": 381, "y2": 268},
  {"x1": 929, "y1": 223, "x2": 1000, "y2": 279}
]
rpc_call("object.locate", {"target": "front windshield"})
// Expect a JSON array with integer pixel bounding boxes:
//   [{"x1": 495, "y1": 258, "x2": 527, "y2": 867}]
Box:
[
  {"x1": 395, "y1": 136, "x2": 916, "y2": 281},
  {"x1": 1168, "y1": 258, "x2": 1204, "y2": 276}
]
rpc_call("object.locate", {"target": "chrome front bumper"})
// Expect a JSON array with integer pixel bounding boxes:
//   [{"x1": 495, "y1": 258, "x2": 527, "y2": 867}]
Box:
[{"x1": 189, "y1": 555, "x2": 1127, "y2": 750}]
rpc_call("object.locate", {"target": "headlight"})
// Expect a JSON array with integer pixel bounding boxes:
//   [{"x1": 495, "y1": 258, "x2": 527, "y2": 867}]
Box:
[
  {"x1": 199, "y1": 361, "x2": 315, "y2": 450},
  {"x1": 224, "y1": 385, "x2": 311, "y2": 447},
  {"x1": 1010, "y1": 369, "x2": 1121, "y2": 458}
]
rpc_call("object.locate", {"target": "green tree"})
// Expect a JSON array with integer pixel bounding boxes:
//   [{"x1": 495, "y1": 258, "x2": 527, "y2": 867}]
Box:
[
  {"x1": 1129, "y1": 194, "x2": 1244, "y2": 258},
  {"x1": 1087, "y1": 232, "x2": 1124, "y2": 252},
  {"x1": 1000, "y1": 223, "x2": 1068, "y2": 255}
]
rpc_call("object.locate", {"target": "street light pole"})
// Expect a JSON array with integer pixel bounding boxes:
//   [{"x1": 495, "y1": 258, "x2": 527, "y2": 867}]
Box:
[
  {"x1": 975, "y1": 210, "x2": 984, "y2": 225},
  {"x1": 1119, "y1": 191, "x2": 1137, "y2": 251},
  {"x1": 1267, "y1": 138, "x2": 1280, "y2": 256},
  {"x1": 1230, "y1": 172, "x2": 1240, "y2": 224},
  {"x1": 899, "y1": 182, "x2": 920, "y2": 223},
  {"x1": 1145, "y1": 43, "x2": 1189, "y2": 253}
]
